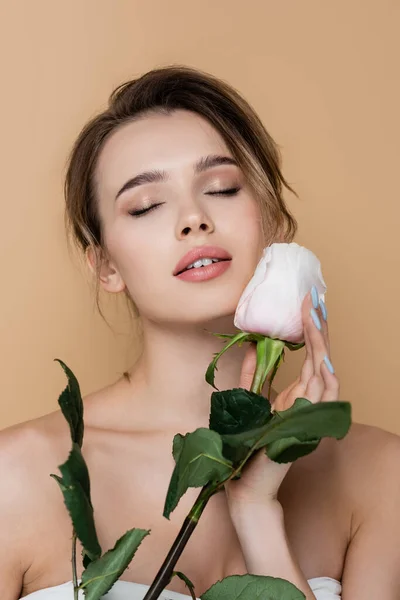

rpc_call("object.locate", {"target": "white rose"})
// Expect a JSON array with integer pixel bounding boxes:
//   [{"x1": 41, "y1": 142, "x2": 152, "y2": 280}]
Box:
[{"x1": 234, "y1": 243, "x2": 327, "y2": 343}]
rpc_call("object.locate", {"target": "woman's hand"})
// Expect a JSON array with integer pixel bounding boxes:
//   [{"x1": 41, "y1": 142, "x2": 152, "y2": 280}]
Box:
[{"x1": 225, "y1": 288, "x2": 340, "y2": 511}]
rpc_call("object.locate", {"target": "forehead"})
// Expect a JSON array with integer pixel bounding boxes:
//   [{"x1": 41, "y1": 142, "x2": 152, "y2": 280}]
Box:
[{"x1": 95, "y1": 110, "x2": 231, "y2": 197}]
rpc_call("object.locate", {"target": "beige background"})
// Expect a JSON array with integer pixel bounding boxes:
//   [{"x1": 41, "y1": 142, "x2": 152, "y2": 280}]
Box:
[{"x1": 0, "y1": 1, "x2": 398, "y2": 433}]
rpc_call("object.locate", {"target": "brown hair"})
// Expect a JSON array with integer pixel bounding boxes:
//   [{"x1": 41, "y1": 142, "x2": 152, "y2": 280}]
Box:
[{"x1": 64, "y1": 64, "x2": 298, "y2": 316}]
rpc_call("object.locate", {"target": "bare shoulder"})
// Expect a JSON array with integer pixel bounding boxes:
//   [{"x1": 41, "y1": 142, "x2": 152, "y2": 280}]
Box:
[
  {"x1": 294, "y1": 420, "x2": 400, "y2": 503},
  {"x1": 328, "y1": 421, "x2": 400, "y2": 512},
  {"x1": 0, "y1": 380, "x2": 115, "y2": 479},
  {"x1": 336, "y1": 421, "x2": 400, "y2": 471},
  {"x1": 0, "y1": 384, "x2": 116, "y2": 589},
  {"x1": 0, "y1": 382, "x2": 113, "y2": 519},
  {"x1": 0, "y1": 383, "x2": 126, "y2": 597},
  {"x1": 0, "y1": 371, "x2": 130, "y2": 471},
  {"x1": 0, "y1": 412, "x2": 69, "y2": 597},
  {"x1": 0, "y1": 378, "x2": 124, "y2": 501},
  {"x1": 0, "y1": 409, "x2": 71, "y2": 470},
  {"x1": 330, "y1": 423, "x2": 400, "y2": 593},
  {"x1": 0, "y1": 409, "x2": 72, "y2": 521}
]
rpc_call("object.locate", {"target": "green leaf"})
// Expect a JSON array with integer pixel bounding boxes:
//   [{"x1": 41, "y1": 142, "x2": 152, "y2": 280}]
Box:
[
  {"x1": 163, "y1": 429, "x2": 233, "y2": 519},
  {"x1": 50, "y1": 443, "x2": 101, "y2": 560},
  {"x1": 266, "y1": 437, "x2": 320, "y2": 463},
  {"x1": 80, "y1": 528, "x2": 149, "y2": 599},
  {"x1": 210, "y1": 388, "x2": 272, "y2": 435},
  {"x1": 209, "y1": 388, "x2": 272, "y2": 464},
  {"x1": 265, "y1": 398, "x2": 351, "y2": 448},
  {"x1": 50, "y1": 473, "x2": 66, "y2": 490},
  {"x1": 82, "y1": 548, "x2": 92, "y2": 569},
  {"x1": 201, "y1": 574, "x2": 305, "y2": 599},
  {"x1": 61, "y1": 442, "x2": 92, "y2": 502},
  {"x1": 54, "y1": 359, "x2": 84, "y2": 448},
  {"x1": 265, "y1": 399, "x2": 321, "y2": 462},
  {"x1": 205, "y1": 332, "x2": 250, "y2": 390},
  {"x1": 164, "y1": 434, "x2": 185, "y2": 520},
  {"x1": 208, "y1": 332, "x2": 236, "y2": 339},
  {"x1": 222, "y1": 398, "x2": 351, "y2": 459},
  {"x1": 173, "y1": 571, "x2": 197, "y2": 599},
  {"x1": 284, "y1": 341, "x2": 306, "y2": 351},
  {"x1": 173, "y1": 433, "x2": 185, "y2": 461}
]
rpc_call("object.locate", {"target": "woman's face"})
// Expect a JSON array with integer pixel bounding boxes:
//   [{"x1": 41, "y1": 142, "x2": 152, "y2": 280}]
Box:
[{"x1": 94, "y1": 109, "x2": 265, "y2": 325}]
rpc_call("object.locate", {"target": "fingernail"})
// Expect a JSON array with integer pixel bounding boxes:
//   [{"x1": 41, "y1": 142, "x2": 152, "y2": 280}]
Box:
[
  {"x1": 319, "y1": 299, "x2": 328, "y2": 321},
  {"x1": 311, "y1": 285, "x2": 319, "y2": 309},
  {"x1": 323, "y1": 355, "x2": 335, "y2": 374},
  {"x1": 310, "y1": 308, "x2": 322, "y2": 330}
]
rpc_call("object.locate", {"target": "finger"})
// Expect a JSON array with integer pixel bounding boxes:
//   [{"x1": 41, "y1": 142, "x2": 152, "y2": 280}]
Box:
[
  {"x1": 239, "y1": 342, "x2": 257, "y2": 391},
  {"x1": 304, "y1": 371, "x2": 325, "y2": 403},
  {"x1": 298, "y1": 320, "x2": 326, "y2": 404},
  {"x1": 298, "y1": 291, "x2": 318, "y2": 387},
  {"x1": 320, "y1": 357, "x2": 340, "y2": 402},
  {"x1": 299, "y1": 313, "x2": 314, "y2": 387},
  {"x1": 300, "y1": 291, "x2": 329, "y2": 403},
  {"x1": 305, "y1": 297, "x2": 330, "y2": 379},
  {"x1": 318, "y1": 297, "x2": 331, "y2": 356},
  {"x1": 310, "y1": 288, "x2": 331, "y2": 356}
]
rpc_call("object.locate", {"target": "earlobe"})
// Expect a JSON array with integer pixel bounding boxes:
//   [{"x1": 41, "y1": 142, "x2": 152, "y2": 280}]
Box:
[
  {"x1": 100, "y1": 263, "x2": 126, "y2": 293},
  {"x1": 85, "y1": 246, "x2": 126, "y2": 293}
]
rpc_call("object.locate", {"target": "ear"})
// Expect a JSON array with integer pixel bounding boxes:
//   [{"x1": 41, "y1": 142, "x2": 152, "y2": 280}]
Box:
[{"x1": 85, "y1": 246, "x2": 126, "y2": 293}]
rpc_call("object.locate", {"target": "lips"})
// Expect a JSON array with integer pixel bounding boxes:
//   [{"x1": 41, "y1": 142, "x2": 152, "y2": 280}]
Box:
[{"x1": 173, "y1": 245, "x2": 232, "y2": 276}]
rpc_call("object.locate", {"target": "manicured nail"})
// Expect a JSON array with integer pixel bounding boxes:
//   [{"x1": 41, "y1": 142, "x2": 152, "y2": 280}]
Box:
[
  {"x1": 324, "y1": 355, "x2": 335, "y2": 374},
  {"x1": 310, "y1": 308, "x2": 322, "y2": 330},
  {"x1": 311, "y1": 285, "x2": 319, "y2": 309},
  {"x1": 319, "y1": 298, "x2": 328, "y2": 321}
]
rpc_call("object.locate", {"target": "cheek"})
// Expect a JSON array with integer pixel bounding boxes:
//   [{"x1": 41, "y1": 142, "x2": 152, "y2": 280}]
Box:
[
  {"x1": 229, "y1": 196, "x2": 264, "y2": 252},
  {"x1": 105, "y1": 224, "x2": 141, "y2": 275},
  {"x1": 232, "y1": 198, "x2": 264, "y2": 275},
  {"x1": 243, "y1": 197, "x2": 263, "y2": 234},
  {"x1": 105, "y1": 223, "x2": 171, "y2": 299},
  {"x1": 225, "y1": 192, "x2": 262, "y2": 230}
]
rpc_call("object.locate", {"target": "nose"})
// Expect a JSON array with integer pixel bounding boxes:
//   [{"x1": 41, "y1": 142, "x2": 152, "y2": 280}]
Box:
[{"x1": 175, "y1": 206, "x2": 215, "y2": 240}]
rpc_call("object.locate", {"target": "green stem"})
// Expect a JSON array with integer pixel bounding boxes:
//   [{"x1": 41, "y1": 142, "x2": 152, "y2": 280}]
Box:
[
  {"x1": 72, "y1": 530, "x2": 79, "y2": 600},
  {"x1": 250, "y1": 337, "x2": 285, "y2": 395},
  {"x1": 142, "y1": 483, "x2": 217, "y2": 600},
  {"x1": 143, "y1": 337, "x2": 285, "y2": 600},
  {"x1": 142, "y1": 431, "x2": 272, "y2": 600}
]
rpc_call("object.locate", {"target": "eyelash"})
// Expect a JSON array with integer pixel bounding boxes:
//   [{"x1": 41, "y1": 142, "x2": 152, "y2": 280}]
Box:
[
  {"x1": 207, "y1": 186, "x2": 241, "y2": 197},
  {"x1": 128, "y1": 186, "x2": 241, "y2": 217},
  {"x1": 128, "y1": 203, "x2": 163, "y2": 217}
]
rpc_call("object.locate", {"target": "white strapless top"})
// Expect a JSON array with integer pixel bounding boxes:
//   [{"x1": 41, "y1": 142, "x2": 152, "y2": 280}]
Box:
[{"x1": 22, "y1": 577, "x2": 342, "y2": 599}]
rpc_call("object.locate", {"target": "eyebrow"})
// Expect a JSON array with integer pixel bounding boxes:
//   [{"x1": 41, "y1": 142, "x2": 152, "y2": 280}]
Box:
[{"x1": 115, "y1": 154, "x2": 238, "y2": 200}]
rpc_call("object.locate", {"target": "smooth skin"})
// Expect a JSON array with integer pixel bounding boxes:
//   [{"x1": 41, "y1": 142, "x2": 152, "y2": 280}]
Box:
[{"x1": 1, "y1": 110, "x2": 400, "y2": 599}]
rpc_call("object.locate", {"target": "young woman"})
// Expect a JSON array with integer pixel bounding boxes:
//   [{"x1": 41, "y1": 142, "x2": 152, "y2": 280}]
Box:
[{"x1": 1, "y1": 66, "x2": 400, "y2": 600}]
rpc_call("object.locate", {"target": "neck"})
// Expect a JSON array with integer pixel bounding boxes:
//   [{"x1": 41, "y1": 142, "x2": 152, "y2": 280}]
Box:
[{"x1": 126, "y1": 314, "x2": 247, "y2": 430}]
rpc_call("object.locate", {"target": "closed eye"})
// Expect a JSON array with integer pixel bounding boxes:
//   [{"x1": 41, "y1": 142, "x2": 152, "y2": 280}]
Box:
[
  {"x1": 128, "y1": 202, "x2": 164, "y2": 217},
  {"x1": 128, "y1": 187, "x2": 241, "y2": 217},
  {"x1": 206, "y1": 186, "x2": 241, "y2": 196}
]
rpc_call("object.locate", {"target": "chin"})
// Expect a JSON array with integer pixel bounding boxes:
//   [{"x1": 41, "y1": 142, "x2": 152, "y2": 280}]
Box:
[
  {"x1": 140, "y1": 273, "x2": 247, "y2": 329},
  {"x1": 188, "y1": 299, "x2": 240, "y2": 331},
  {"x1": 204, "y1": 313, "x2": 239, "y2": 334},
  {"x1": 182, "y1": 277, "x2": 247, "y2": 327}
]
